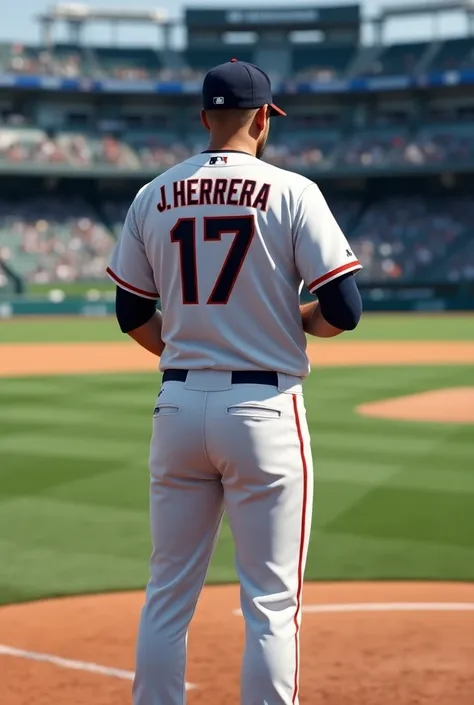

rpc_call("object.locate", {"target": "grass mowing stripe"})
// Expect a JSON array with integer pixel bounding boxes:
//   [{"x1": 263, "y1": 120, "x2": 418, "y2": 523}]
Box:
[
  {"x1": 1, "y1": 313, "x2": 474, "y2": 343},
  {"x1": 0, "y1": 541, "x2": 149, "y2": 606},
  {"x1": 0, "y1": 433, "x2": 146, "y2": 461},
  {"x1": 317, "y1": 459, "x2": 474, "y2": 494},
  {"x1": 316, "y1": 437, "x2": 474, "y2": 465},
  {"x1": 0, "y1": 403, "x2": 149, "y2": 425},
  {"x1": 45, "y1": 466, "x2": 149, "y2": 511},
  {"x1": 315, "y1": 458, "x2": 401, "y2": 483},
  {"x1": 305, "y1": 531, "x2": 474, "y2": 580},
  {"x1": 312, "y1": 428, "x2": 438, "y2": 455},
  {"x1": 0, "y1": 455, "x2": 119, "y2": 498},
  {"x1": 0, "y1": 408, "x2": 150, "y2": 436},
  {"x1": 0, "y1": 318, "x2": 123, "y2": 343},
  {"x1": 346, "y1": 313, "x2": 474, "y2": 341},
  {"x1": 328, "y1": 483, "x2": 474, "y2": 548},
  {"x1": 306, "y1": 373, "x2": 474, "y2": 405},
  {"x1": 313, "y1": 481, "x2": 376, "y2": 526},
  {"x1": 0, "y1": 496, "x2": 150, "y2": 559}
]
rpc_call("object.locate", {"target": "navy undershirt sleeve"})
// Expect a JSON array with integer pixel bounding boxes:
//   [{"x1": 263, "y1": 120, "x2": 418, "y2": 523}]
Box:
[
  {"x1": 116, "y1": 275, "x2": 361, "y2": 335},
  {"x1": 115, "y1": 286, "x2": 157, "y2": 333},
  {"x1": 316, "y1": 272, "x2": 362, "y2": 331}
]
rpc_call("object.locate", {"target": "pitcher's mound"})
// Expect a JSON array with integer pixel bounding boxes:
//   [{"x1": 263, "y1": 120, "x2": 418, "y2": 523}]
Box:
[{"x1": 357, "y1": 387, "x2": 474, "y2": 423}]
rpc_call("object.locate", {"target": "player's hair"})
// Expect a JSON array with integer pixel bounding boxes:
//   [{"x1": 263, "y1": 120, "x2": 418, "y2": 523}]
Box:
[{"x1": 206, "y1": 108, "x2": 259, "y2": 129}]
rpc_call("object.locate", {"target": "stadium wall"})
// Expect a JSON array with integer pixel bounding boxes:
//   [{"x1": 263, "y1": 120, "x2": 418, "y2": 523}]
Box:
[{"x1": 2, "y1": 281, "x2": 474, "y2": 318}]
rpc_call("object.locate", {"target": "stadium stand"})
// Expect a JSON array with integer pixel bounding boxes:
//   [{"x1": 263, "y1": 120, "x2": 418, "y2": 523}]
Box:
[
  {"x1": 0, "y1": 3, "x2": 473, "y2": 297},
  {"x1": 92, "y1": 47, "x2": 163, "y2": 79},
  {"x1": 445, "y1": 239, "x2": 474, "y2": 282},
  {"x1": 1, "y1": 35, "x2": 474, "y2": 81},
  {"x1": 337, "y1": 128, "x2": 410, "y2": 167},
  {"x1": 185, "y1": 47, "x2": 254, "y2": 73},
  {"x1": 350, "y1": 196, "x2": 474, "y2": 281},
  {"x1": 2, "y1": 121, "x2": 474, "y2": 173},
  {"x1": 102, "y1": 201, "x2": 130, "y2": 239},
  {"x1": 396, "y1": 124, "x2": 474, "y2": 166},
  {"x1": 0, "y1": 198, "x2": 115, "y2": 284},
  {"x1": 367, "y1": 41, "x2": 429, "y2": 76},
  {"x1": 429, "y1": 37, "x2": 474, "y2": 71},
  {"x1": 0, "y1": 128, "x2": 69, "y2": 164},
  {"x1": 292, "y1": 44, "x2": 355, "y2": 78}
]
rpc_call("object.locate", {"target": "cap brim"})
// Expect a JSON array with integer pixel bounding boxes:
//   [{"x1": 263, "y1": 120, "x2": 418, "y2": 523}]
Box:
[{"x1": 270, "y1": 103, "x2": 286, "y2": 117}]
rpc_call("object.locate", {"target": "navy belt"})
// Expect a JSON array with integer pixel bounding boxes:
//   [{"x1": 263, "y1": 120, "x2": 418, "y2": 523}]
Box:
[{"x1": 162, "y1": 369, "x2": 278, "y2": 386}]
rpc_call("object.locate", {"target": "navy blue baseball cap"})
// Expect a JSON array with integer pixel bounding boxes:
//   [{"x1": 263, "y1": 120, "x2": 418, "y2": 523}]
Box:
[{"x1": 202, "y1": 58, "x2": 286, "y2": 117}]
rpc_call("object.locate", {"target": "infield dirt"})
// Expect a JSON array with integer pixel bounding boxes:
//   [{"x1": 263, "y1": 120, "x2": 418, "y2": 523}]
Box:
[
  {"x1": 1, "y1": 339, "x2": 474, "y2": 377},
  {"x1": 1, "y1": 582, "x2": 474, "y2": 705}
]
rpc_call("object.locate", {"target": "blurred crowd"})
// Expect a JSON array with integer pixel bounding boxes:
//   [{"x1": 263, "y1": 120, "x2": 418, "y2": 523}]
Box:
[
  {"x1": 0, "y1": 198, "x2": 114, "y2": 285},
  {"x1": 350, "y1": 196, "x2": 474, "y2": 282},
  {"x1": 2, "y1": 38, "x2": 473, "y2": 81},
  {"x1": 1, "y1": 40, "x2": 473, "y2": 291},
  {"x1": 2, "y1": 44, "x2": 203, "y2": 82},
  {"x1": 445, "y1": 240, "x2": 474, "y2": 282},
  {"x1": 0, "y1": 194, "x2": 472, "y2": 288},
  {"x1": 2, "y1": 127, "x2": 474, "y2": 172},
  {"x1": 339, "y1": 131, "x2": 474, "y2": 168}
]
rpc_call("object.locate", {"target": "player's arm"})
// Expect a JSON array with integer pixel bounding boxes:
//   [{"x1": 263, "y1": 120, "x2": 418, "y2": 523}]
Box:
[
  {"x1": 115, "y1": 287, "x2": 164, "y2": 356},
  {"x1": 127, "y1": 312, "x2": 164, "y2": 357},
  {"x1": 300, "y1": 273, "x2": 362, "y2": 337},
  {"x1": 106, "y1": 194, "x2": 164, "y2": 356},
  {"x1": 293, "y1": 183, "x2": 362, "y2": 338}
]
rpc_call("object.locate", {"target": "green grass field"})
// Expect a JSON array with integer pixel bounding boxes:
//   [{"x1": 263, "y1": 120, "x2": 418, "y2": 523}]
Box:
[
  {"x1": 0, "y1": 314, "x2": 473, "y2": 606},
  {"x1": 2, "y1": 312, "x2": 473, "y2": 343}
]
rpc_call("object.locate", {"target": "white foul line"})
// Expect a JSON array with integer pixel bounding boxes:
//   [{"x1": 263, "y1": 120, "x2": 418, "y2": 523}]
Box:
[
  {"x1": 232, "y1": 602, "x2": 474, "y2": 616},
  {"x1": 0, "y1": 644, "x2": 196, "y2": 691}
]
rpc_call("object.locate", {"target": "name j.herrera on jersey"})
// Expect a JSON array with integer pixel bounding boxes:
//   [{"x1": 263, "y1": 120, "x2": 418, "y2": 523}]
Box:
[{"x1": 156, "y1": 177, "x2": 272, "y2": 213}]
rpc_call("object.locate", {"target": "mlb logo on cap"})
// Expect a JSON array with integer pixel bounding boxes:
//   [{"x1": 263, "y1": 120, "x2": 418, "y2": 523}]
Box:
[{"x1": 203, "y1": 59, "x2": 286, "y2": 117}]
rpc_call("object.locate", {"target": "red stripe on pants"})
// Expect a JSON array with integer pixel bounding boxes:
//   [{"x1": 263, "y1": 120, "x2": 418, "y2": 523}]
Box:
[{"x1": 291, "y1": 394, "x2": 308, "y2": 704}]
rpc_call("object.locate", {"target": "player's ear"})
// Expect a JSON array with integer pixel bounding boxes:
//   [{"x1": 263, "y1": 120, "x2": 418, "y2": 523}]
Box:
[
  {"x1": 201, "y1": 109, "x2": 211, "y2": 131},
  {"x1": 255, "y1": 105, "x2": 268, "y2": 133}
]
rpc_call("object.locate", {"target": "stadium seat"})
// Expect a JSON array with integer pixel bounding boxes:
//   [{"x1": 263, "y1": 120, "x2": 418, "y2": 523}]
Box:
[
  {"x1": 185, "y1": 47, "x2": 254, "y2": 71},
  {"x1": 0, "y1": 197, "x2": 115, "y2": 284},
  {"x1": 292, "y1": 45, "x2": 355, "y2": 78},
  {"x1": 428, "y1": 37, "x2": 474, "y2": 71},
  {"x1": 366, "y1": 41, "x2": 428, "y2": 76},
  {"x1": 92, "y1": 47, "x2": 163, "y2": 79}
]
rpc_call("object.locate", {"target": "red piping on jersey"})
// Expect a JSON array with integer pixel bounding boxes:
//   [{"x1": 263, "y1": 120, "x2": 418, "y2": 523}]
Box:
[
  {"x1": 308, "y1": 260, "x2": 361, "y2": 292},
  {"x1": 106, "y1": 267, "x2": 159, "y2": 299},
  {"x1": 291, "y1": 394, "x2": 308, "y2": 704}
]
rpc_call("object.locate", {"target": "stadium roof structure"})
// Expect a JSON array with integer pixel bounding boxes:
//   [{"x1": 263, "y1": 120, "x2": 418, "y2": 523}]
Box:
[
  {"x1": 379, "y1": 0, "x2": 474, "y2": 18},
  {"x1": 374, "y1": 0, "x2": 474, "y2": 41},
  {"x1": 38, "y1": 4, "x2": 169, "y2": 44},
  {"x1": 36, "y1": 1, "x2": 474, "y2": 47}
]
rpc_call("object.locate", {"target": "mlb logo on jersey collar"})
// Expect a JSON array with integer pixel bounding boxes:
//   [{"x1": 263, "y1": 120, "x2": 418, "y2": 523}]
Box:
[{"x1": 209, "y1": 156, "x2": 228, "y2": 165}]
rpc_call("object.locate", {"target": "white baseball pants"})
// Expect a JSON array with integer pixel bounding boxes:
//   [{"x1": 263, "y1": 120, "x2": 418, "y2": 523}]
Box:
[{"x1": 133, "y1": 370, "x2": 314, "y2": 705}]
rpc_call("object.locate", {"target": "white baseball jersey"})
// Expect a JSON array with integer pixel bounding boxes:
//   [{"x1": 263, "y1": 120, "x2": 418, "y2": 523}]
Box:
[{"x1": 107, "y1": 150, "x2": 361, "y2": 378}]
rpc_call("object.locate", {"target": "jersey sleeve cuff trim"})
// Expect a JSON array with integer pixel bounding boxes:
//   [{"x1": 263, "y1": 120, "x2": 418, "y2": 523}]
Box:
[
  {"x1": 308, "y1": 261, "x2": 362, "y2": 293},
  {"x1": 106, "y1": 267, "x2": 159, "y2": 300}
]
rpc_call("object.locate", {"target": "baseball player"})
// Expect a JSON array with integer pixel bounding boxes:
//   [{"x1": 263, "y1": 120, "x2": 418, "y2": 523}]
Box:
[{"x1": 107, "y1": 59, "x2": 362, "y2": 705}]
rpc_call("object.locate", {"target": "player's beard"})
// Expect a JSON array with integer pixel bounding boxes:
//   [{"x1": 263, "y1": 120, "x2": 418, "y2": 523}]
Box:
[{"x1": 256, "y1": 119, "x2": 270, "y2": 160}]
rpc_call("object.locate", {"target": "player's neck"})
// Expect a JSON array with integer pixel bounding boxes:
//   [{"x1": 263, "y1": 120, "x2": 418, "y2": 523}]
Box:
[{"x1": 207, "y1": 137, "x2": 256, "y2": 158}]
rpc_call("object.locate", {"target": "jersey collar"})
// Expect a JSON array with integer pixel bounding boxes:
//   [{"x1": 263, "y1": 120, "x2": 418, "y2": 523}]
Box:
[
  {"x1": 186, "y1": 150, "x2": 258, "y2": 167},
  {"x1": 201, "y1": 149, "x2": 254, "y2": 157}
]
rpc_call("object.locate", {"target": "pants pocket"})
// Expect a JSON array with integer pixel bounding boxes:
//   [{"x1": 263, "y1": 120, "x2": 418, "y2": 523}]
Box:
[
  {"x1": 226, "y1": 404, "x2": 281, "y2": 420},
  {"x1": 153, "y1": 404, "x2": 180, "y2": 416}
]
